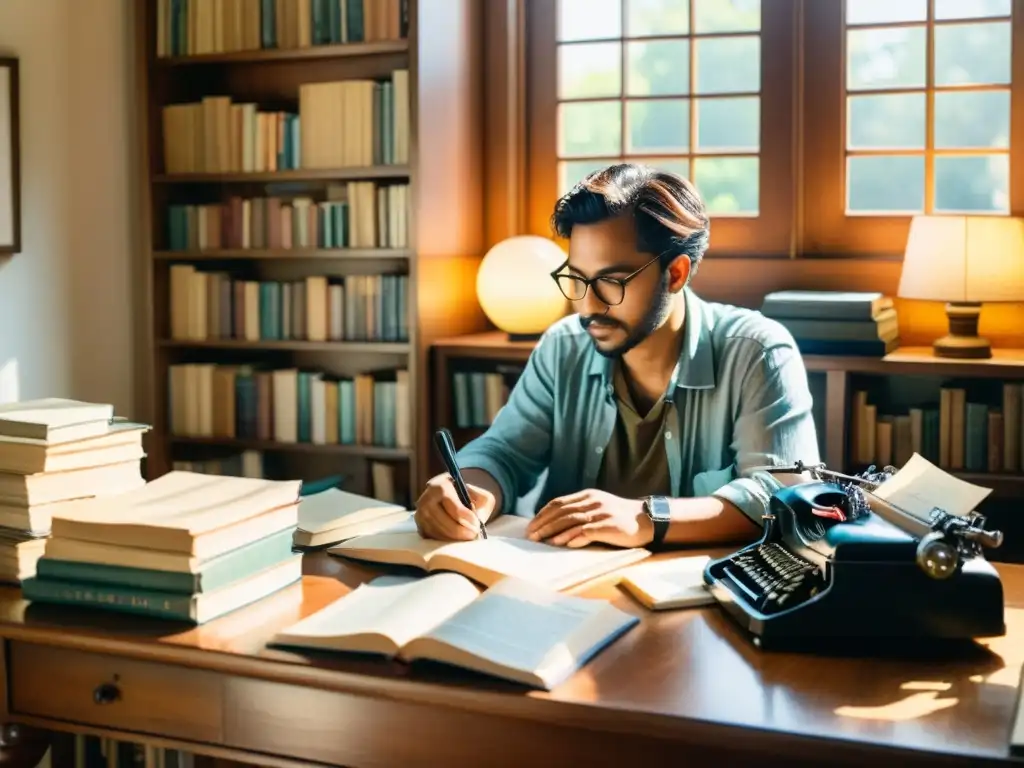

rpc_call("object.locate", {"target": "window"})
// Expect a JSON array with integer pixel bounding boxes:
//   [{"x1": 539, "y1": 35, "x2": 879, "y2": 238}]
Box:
[
  {"x1": 803, "y1": 0, "x2": 1019, "y2": 254},
  {"x1": 526, "y1": 0, "x2": 797, "y2": 255}
]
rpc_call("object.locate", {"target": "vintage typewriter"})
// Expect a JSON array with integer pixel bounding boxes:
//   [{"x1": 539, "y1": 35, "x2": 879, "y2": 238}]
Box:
[{"x1": 703, "y1": 462, "x2": 1006, "y2": 650}]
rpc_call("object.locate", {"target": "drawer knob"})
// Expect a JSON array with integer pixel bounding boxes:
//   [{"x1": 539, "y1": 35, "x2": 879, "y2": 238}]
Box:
[{"x1": 92, "y1": 683, "x2": 121, "y2": 705}]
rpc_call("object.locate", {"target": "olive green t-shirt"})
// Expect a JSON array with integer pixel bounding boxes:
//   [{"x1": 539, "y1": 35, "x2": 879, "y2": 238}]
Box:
[{"x1": 595, "y1": 363, "x2": 673, "y2": 498}]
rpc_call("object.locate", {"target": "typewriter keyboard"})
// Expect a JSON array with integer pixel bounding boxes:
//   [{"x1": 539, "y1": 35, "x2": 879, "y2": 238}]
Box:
[{"x1": 720, "y1": 543, "x2": 825, "y2": 614}]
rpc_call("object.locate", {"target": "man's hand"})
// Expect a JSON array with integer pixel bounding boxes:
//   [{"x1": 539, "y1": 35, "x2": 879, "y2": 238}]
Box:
[
  {"x1": 526, "y1": 489, "x2": 653, "y2": 548},
  {"x1": 414, "y1": 473, "x2": 496, "y2": 541}
]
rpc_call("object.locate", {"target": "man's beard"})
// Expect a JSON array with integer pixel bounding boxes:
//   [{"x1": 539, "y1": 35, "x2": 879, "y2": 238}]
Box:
[{"x1": 579, "y1": 276, "x2": 676, "y2": 359}]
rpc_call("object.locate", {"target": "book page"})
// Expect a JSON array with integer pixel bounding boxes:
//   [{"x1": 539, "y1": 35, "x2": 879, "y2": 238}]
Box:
[
  {"x1": 403, "y1": 577, "x2": 639, "y2": 689},
  {"x1": 429, "y1": 515, "x2": 650, "y2": 590},
  {"x1": 271, "y1": 573, "x2": 481, "y2": 656},
  {"x1": 298, "y1": 487, "x2": 408, "y2": 534},
  {"x1": 50, "y1": 471, "x2": 302, "y2": 538},
  {"x1": 872, "y1": 453, "x2": 992, "y2": 521},
  {"x1": 620, "y1": 555, "x2": 713, "y2": 610}
]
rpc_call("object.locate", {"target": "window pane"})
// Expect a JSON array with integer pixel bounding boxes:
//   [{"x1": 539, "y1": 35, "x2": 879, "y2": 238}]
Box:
[
  {"x1": 934, "y1": 0, "x2": 1010, "y2": 20},
  {"x1": 693, "y1": 156, "x2": 759, "y2": 214},
  {"x1": 559, "y1": 0, "x2": 622, "y2": 41},
  {"x1": 846, "y1": 0, "x2": 926, "y2": 25},
  {"x1": 846, "y1": 156, "x2": 924, "y2": 213},
  {"x1": 934, "y1": 155, "x2": 1009, "y2": 213},
  {"x1": 559, "y1": 159, "x2": 617, "y2": 195},
  {"x1": 846, "y1": 27, "x2": 926, "y2": 91},
  {"x1": 627, "y1": 0, "x2": 690, "y2": 36},
  {"x1": 644, "y1": 157, "x2": 691, "y2": 178},
  {"x1": 560, "y1": 43, "x2": 622, "y2": 99},
  {"x1": 694, "y1": 36, "x2": 760, "y2": 94},
  {"x1": 934, "y1": 22, "x2": 1011, "y2": 86},
  {"x1": 847, "y1": 93, "x2": 925, "y2": 150},
  {"x1": 627, "y1": 99, "x2": 690, "y2": 153},
  {"x1": 693, "y1": 0, "x2": 760, "y2": 33},
  {"x1": 627, "y1": 40, "x2": 689, "y2": 96},
  {"x1": 934, "y1": 90, "x2": 1010, "y2": 149},
  {"x1": 695, "y1": 97, "x2": 759, "y2": 152},
  {"x1": 559, "y1": 101, "x2": 622, "y2": 157}
]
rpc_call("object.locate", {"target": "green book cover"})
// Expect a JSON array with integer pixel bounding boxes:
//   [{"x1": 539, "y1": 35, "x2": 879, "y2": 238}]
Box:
[{"x1": 34, "y1": 528, "x2": 296, "y2": 595}]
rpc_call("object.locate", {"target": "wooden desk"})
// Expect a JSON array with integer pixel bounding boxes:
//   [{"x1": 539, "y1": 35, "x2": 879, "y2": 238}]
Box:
[{"x1": 0, "y1": 553, "x2": 1022, "y2": 768}]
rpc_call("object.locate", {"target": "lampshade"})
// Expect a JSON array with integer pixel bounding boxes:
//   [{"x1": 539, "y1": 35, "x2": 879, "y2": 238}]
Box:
[
  {"x1": 898, "y1": 215, "x2": 1024, "y2": 303},
  {"x1": 476, "y1": 235, "x2": 568, "y2": 339}
]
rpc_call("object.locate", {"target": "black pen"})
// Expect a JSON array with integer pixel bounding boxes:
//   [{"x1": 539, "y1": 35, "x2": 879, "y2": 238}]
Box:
[{"x1": 433, "y1": 427, "x2": 488, "y2": 539}]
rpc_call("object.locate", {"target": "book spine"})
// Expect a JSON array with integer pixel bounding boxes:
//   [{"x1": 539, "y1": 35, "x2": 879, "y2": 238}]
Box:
[{"x1": 21, "y1": 577, "x2": 196, "y2": 621}]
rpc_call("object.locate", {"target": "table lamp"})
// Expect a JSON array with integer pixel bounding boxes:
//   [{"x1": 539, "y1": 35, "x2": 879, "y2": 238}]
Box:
[
  {"x1": 476, "y1": 235, "x2": 568, "y2": 341},
  {"x1": 897, "y1": 215, "x2": 1024, "y2": 359}
]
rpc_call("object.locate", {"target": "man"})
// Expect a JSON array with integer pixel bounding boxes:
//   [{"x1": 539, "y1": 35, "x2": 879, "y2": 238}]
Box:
[{"x1": 415, "y1": 163, "x2": 820, "y2": 550}]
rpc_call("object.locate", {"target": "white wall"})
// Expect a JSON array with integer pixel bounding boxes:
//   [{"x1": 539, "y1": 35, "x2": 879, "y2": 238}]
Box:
[{"x1": 0, "y1": 0, "x2": 137, "y2": 418}]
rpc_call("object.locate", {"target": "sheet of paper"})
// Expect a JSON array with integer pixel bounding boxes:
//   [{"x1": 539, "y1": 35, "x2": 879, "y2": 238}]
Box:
[
  {"x1": 621, "y1": 555, "x2": 713, "y2": 608},
  {"x1": 871, "y1": 453, "x2": 992, "y2": 521}
]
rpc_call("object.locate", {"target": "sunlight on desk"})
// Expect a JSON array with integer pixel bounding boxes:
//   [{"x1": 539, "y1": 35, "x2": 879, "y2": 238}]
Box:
[{"x1": 835, "y1": 686, "x2": 960, "y2": 722}]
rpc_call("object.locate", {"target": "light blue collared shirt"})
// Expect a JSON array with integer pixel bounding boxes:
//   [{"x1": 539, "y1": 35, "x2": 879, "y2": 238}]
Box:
[{"x1": 456, "y1": 288, "x2": 821, "y2": 526}]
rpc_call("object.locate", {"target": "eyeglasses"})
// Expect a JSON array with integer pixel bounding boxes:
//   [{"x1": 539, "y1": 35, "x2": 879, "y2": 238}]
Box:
[{"x1": 550, "y1": 254, "x2": 661, "y2": 306}]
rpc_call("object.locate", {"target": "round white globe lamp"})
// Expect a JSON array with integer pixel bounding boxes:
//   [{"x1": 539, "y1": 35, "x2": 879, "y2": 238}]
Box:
[{"x1": 476, "y1": 235, "x2": 569, "y2": 340}]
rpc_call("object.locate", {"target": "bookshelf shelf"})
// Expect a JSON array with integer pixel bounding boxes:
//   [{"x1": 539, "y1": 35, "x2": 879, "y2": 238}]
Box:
[
  {"x1": 153, "y1": 166, "x2": 410, "y2": 184},
  {"x1": 153, "y1": 248, "x2": 412, "y2": 261},
  {"x1": 136, "y1": 0, "x2": 489, "y2": 503},
  {"x1": 156, "y1": 40, "x2": 409, "y2": 66},
  {"x1": 170, "y1": 436, "x2": 411, "y2": 460},
  {"x1": 159, "y1": 340, "x2": 411, "y2": 353}
]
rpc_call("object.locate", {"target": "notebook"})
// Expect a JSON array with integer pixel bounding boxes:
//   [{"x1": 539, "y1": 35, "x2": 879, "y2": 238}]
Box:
[
  {"x1": 329, "y1": 514, "x2": 650, "y2": 591},
  {"x1": 619, "y1": 555, "x2": 714, "y2": 610},
  {"x1": 270, "y1": 572, "x2": 639, "y2": 690}
]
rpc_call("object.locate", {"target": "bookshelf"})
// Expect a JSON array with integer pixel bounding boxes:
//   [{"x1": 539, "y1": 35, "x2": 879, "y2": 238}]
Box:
[
  {"x1": 134, "y1": 0, "x2": 488, "y2": 506},
  {"x1": 432, "y1": 334, "x2": 1024, "y2": 559}
]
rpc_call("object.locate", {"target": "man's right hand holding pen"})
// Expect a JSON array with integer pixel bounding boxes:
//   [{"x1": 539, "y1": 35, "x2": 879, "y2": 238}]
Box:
[{"x1": 414, "y1": 470, "x2": 499, "y2": 541}]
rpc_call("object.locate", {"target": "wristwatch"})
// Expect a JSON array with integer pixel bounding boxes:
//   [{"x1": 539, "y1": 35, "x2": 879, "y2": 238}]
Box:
[{"x1": 643, "y1": 495, "x2": 671, "y2": 550}]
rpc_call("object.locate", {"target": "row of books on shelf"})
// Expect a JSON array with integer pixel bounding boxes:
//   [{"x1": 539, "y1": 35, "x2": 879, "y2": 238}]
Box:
[
  {"x1": 166, "y1": 183, "x2": 409, "y2": 251},
  {"x1": 763, "y1": 290, "x2": 898, "y2": 356},
  {"x1": 161, "y1": 72, "x2": 409, "y2": 174},
  {"x1": 57, "y1": 734, "x2": 196, "y2": 768},
  {"x1": 851, "y1": 383, "x2": 1024, "y2": 473},
  {"x1": 168, "y1": 363, "x2": 411, "y2": 449},
  {"x1": 156, "y1": 0, "x2": 409, "y2": 58},
  {"x1": 451, "y1": 367, "x2": 523, "y2": 429},
  {"x1": 169, "y1": 266, "x2": 409, "y2": 343}
]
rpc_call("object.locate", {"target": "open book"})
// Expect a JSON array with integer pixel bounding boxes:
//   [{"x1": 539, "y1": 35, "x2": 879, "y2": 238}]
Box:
[
  {"x1": 270, "y1": 573, "x2": 639, "y2": 690},
  {"x1": 329, "y1": 515, "x2": 650, "y2": 591},
  {"x1": 619, "y1": 555, "x2": 714, "y2": 610}
]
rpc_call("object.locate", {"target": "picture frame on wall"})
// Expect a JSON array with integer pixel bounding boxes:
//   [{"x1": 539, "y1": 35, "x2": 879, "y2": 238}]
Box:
[{"x1": 0, "y1": 57, "x2": 20, "y2": 255}]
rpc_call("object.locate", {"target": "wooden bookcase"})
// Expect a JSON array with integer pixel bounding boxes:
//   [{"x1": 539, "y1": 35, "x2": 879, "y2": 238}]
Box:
[
  {"x1": 133, "y1": 1, "x2": 488, "y2": 505},
  {"x1": 432, "y1": 333, "x2": 1024, "y2": 559}
]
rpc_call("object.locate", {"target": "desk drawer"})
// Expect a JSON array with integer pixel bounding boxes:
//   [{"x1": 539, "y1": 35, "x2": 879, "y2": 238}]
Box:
[{"x1": 8, "y1": 642, "x2": 223, "y2": 743}]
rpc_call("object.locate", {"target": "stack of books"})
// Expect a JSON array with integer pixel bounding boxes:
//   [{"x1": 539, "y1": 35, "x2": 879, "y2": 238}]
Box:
[
  {"x1": 761, "y1": 291, "x2": 899, "y2": 356},
  {"x1": 0, "y1": 398, "x2": 149, "y2": 584},
  {"x1": 21, "y1": 471, "x2": 303, "y2": 623}
]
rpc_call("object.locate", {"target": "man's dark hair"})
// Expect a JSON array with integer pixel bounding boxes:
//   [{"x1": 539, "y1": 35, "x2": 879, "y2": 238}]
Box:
[{"x1": 551, "y1": 163, "x2": 710, "y2": 276}]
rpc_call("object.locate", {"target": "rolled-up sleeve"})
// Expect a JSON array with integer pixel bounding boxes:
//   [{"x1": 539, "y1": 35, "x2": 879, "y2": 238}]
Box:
[
  {"x1": 456, "y1": 331, "x2": 557, "y2": 514},
  {"x1": 710, "y1": 341, "x2": 820, "y2": 525}
]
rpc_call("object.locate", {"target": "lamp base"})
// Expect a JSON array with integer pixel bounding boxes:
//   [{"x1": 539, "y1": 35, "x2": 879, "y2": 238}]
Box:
[
  {"x1": 507, "y1": 332, "x2": 543, "y2": 343},
  {"x1": 932, "y1": 302, "x2": 991, "y2": 360}
]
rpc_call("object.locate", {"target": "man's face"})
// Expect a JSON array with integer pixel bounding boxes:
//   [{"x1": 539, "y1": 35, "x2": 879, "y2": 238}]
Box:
[{"x1": 562, "y1": 216, "x2": 675, "y2": 358}]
